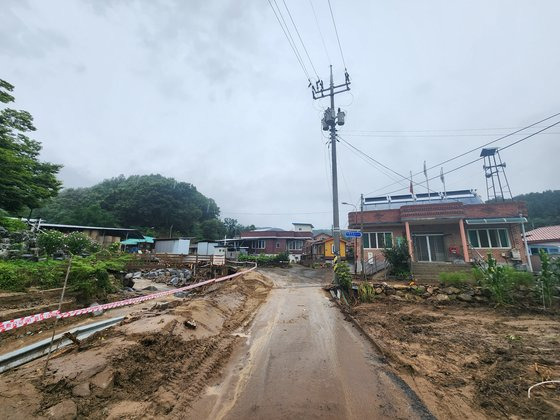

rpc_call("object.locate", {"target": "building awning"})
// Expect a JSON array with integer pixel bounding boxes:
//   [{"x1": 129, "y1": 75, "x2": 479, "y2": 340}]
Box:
[
  {"x1": 121, "y1": 236, "x2": 154, "y2": 245},
  {"x1": 465, "y1": 217, "x2": 527, "y2": 225}
]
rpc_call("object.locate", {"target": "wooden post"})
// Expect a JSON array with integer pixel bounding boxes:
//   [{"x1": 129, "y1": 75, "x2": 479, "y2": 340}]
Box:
[
  {"x1": 405, "y1": 221, "x2": 414, "y2": 261},
  {"x1": 458, "y1": 219, "x2": 470, "y2": 263}
]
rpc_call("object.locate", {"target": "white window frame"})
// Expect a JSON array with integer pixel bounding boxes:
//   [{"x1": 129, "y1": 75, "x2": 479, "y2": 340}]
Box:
[
  {"x1": 287, "y1": 240, "x2": 303, "y2": 251},
  {"x1": 363, "y1": 232, "x2": 393, "y2": 249},
  {"x1": 252, "y1": 240, "x2": 265, "y2": 249},
  {"x1": 467, "y1": 228, "x2": 510, "y2": 248}
]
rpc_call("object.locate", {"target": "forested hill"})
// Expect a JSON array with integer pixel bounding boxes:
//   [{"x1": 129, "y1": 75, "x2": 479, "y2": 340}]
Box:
[
  {"x1": 514, "y1": 190, "x2": 560, "y2": 228},
  {"x1": 37, "y1": 174, "x2": 226, "y2": 239}
]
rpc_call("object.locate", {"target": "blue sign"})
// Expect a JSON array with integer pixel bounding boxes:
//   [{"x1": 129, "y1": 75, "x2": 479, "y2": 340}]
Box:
[{"x1": 344, "y1": 231, "x2": 362, "y2": 238}]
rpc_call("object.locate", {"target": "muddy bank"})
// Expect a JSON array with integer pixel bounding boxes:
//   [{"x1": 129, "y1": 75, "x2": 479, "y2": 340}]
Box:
[
  {"x1": 348, "y1": 299, "x2": 560, "y2": 419},
  {"x1": 0, "y1": 271, "x2": 272, "y2": 419}
]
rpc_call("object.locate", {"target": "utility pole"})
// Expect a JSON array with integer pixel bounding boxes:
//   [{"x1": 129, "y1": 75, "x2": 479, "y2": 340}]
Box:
[
  {"x1": 312, "y1": 65, "x2": 351, "y2": 259},
  {"x1": 360, "y1": 193, "x2": 365, "y2": 280}
]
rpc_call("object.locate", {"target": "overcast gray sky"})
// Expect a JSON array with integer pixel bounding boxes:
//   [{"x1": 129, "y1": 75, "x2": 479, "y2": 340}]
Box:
[{"x1": 2, "y1": 0, "x2": 559, "y2": 230}]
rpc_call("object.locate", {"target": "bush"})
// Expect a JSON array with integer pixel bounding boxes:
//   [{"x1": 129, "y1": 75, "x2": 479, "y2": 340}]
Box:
[
  {"x1": 37, "y1": 230, "x2": 66, "y2": 257},
  {"x1": 478, "y1": 254, "x2": 535, "y2": 304},
  {"x1": 0, "y1": 254, "x2": 132, "y2": 301},
  {"x1": 334, "y1": 262, "x2": 352, "y2": 292},
  {"x1": 64, "y1": 231, "x2": 99, "y2": 255},
  {"x1": 382, "y1": 240, "x2": 410, "y2": 278},
  {"x1": 238, "y1": 252, "x2": 289, "y2": 266},
  {"x1": 439, "y1": 272, "x2": 474, "y2": 286},
  {"x1": 538, "y1": 250, "x2": 560, "y2": 308},
  {"x1": 0, "y1": 217, "x2": 27, "y2": 233},
  {"x1": 358, "y1": 282, "x2": 375, "y2": 302}
]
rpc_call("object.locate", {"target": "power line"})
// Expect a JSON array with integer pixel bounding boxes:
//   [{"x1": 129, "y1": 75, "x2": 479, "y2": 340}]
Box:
[
  {"x1": 339, "y1": 125, "x2": 553, "y2": 134},
  {"x1": 380, "y1": 119, "x2": 560, "y2": 196},
  {"x1": 267, "y1": 0, "x2": 311, "y2": 81},
  {"x1": 365, "y1": 111, "x2": 560, "y2": 196},
  {"x1": 327, "y1": 0, "x2": 347, "y2": 70},
  {"x1": 338, "y1": 132, "x2": 560, "y2": 138},
  {"x1": 338, "y1": 134, "x2": 439, "y2": 193},
  {"x1": 281, "y1": 0, "x2": 320, "y2": 79},
  {"x1": 308, "y1": 0, "x2": 331, "y2": 64}
]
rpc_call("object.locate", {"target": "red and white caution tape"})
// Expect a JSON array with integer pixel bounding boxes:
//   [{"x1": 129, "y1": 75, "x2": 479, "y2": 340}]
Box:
[{"x1": 0, "y1": 264, "x2": 256, "y2": 333}]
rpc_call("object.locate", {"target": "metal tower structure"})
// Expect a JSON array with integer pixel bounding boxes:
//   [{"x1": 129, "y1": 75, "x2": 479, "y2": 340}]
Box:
[{"x1": 480, "y1": 147, "x2": 512, "y2": 202}]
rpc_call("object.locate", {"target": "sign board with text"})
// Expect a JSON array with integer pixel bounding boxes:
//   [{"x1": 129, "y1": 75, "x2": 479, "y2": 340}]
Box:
[{"x1": 344, "y1": 231, "x2": 362, "y2": 238}]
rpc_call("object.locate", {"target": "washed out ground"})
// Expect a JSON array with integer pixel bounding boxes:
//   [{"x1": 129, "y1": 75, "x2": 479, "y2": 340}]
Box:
[
  {"x1": 350, "y1": 294, "x2": 560, "y2": 419},
  {"x1": 0, "y1": 270, "x2": 272, "y2": 419}
]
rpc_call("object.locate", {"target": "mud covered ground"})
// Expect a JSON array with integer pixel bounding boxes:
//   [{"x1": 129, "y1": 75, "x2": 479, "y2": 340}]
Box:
[
  {"x1": 0, "y1": 271, "x2": 272, "y2": 419},
  {"x1": 350, "y1": 298, "x2": 560, "y2": 419}
]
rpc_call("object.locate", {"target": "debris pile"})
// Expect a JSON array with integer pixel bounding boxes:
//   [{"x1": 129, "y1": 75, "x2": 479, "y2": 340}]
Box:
[{"x1": 124, "y1": 268, "x2": 192, "y2": 288}]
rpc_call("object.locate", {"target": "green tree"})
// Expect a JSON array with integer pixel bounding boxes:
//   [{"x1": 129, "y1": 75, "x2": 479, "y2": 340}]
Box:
[
  {"x1": 39, "y1": 174, "x2": 226, "y2": 238},
  {"x1": 223, "y1": 217, "x2": 256, "y2": 238},
  {"x1": 0, "y1": 79, "x2": 62, "y2": 213}
]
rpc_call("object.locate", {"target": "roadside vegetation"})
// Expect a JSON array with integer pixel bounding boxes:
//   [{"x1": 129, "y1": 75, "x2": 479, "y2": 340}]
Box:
[
  {"x1": 0, "y1": 228, "x2": 131, "y2": 303},
  {"x1": 382, "y1": 240, "x2": 411, "y2": 279},
  {"x1": 238, "y1": 252, "x2": 289, "y2": 266}
]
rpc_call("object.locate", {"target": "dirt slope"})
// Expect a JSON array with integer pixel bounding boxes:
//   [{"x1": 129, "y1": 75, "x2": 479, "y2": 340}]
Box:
[
  {"x1": 0, "y1": 271, "x2": 272, "y2": 419},
  {"x1": 350, "y1": 299, "x2": 560, "y2": 419}
]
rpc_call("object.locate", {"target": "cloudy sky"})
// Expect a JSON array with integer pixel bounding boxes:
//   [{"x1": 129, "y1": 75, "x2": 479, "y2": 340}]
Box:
[{"x1": 2, "y1": 0, "x2": 559, "y2": 229}]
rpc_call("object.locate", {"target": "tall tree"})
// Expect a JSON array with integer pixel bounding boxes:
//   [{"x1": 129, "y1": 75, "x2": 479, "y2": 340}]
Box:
[
  {"x1": 39, "y1": 174, "x2": 226, "y2": 238},
  {"x1": 0, "y1": 79, "x2": 62, "y2": 213}
]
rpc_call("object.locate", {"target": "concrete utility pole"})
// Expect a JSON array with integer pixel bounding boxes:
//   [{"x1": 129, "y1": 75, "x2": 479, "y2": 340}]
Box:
[{"x1": 312, "y1": 65, "x2": 351, "y2": 258}]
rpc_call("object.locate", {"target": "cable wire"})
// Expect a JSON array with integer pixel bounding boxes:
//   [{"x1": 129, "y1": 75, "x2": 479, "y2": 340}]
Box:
[
  {"x1": 267, "y1": 0, "x2": 311, "y2": 81},
  {"x1": 380, "y1": 119, "x2": 560, "y2": 196},
  {"x1": 281, "y1": 0, "x2": 320, "y2": 79},
  {"x1": 327, "y1": 0, "x2": 347, "y2": 69},
  {"x1": 309, "y1": 0, "x2": 331, "y2": 64},
  {"x1": 364, "y1": 111, "x2": 560, "y2": 196},
  {"x1": 338, "y1": 134, "x2": 439, "y2": 193}
]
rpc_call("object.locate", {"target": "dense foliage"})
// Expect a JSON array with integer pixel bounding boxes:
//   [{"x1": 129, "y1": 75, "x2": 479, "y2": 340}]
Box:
[
  {"x1": 0, "y1": 79, "x2": 62, "y2": 213},
  {"x1": 238, "y1": 252, "x2": 289, "y2": 266},
  {"x1": 0, "y1": 254, "x2": 132, "y2": 301},
  {"x1": 223, "y1": 218, "x2": 255, "y2": 238},
  {"x1": 478, "y1": 254, "x2": 535, "y2": 304},
  {"x1": 538, "y1": 250, "x2": 560, "y2": 308},
  {"x1": 38, "y1": 174, "x2": 227, "y2": 240},
  {"x1": 513, "y1": 190, "x2": 560, "y2": 228},
  {"x1": 382, "y1": 240, "x2": 411, "y2": 278}
]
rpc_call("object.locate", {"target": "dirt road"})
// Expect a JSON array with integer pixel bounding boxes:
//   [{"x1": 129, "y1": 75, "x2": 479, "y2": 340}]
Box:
[{"x1": 190, "y1": 266, "x2": 433, "y2": 419}]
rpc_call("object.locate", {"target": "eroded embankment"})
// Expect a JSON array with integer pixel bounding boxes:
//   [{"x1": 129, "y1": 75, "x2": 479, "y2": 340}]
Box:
[
  {"x1": 346, "y1": 298, "x2": 560, "y2": 419},
  {"x1": 0, "y1": 271, "x2": 272, "y2": 419}
]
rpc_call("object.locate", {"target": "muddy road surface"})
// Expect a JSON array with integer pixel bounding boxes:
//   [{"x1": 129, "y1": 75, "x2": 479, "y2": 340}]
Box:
[{"x1": 190, "y1": 266, "x2": 433, "y2": 419}]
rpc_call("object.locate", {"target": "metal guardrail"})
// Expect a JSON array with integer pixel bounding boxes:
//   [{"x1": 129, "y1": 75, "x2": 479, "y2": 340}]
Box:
[{"x1": 0, "y1": 316, "x2": 125, "y2": 373}]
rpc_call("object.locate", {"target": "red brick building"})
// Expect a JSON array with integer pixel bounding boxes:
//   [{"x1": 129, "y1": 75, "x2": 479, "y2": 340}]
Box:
[
  {"x1": 348, "y1": 194, "x2": 530, "y2": 269},
  {"x1": 239, "y1": 223, "x2": 314, "y2": 260}
]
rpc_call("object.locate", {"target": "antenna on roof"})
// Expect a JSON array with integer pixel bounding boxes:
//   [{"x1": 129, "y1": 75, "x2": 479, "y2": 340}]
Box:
[{"x1": 480, "y1": 148, "x2": 513, "y2": 202}]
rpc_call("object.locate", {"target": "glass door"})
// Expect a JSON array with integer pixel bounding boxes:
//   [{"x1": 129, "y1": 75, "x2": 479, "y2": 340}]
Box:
[
  {"x1": 413, "y1": 234, "x2": 445, "y2": 262},
  {"x1": 413, "y1": 235, "x2": 430, "y2": 261}
]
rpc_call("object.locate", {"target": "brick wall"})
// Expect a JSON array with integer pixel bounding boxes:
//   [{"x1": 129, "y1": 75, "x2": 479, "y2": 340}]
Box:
[{"x1": 467, "y1": 224, "x2": 528, "y2": 265}]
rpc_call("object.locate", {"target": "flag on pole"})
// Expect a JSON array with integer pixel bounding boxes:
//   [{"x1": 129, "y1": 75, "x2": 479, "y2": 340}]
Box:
[
  {"x1": 409, "y1": 171, "x2": 414, "y2": 196},
  {"x1": 423, "y1": 161, "x2": 427, "y2": 178},
  {"x1": 440, "y1": 167, "x2": 446, "y2": 198}
]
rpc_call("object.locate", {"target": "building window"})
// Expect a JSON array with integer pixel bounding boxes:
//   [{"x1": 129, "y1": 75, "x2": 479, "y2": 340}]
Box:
[
  {"x1": 287, "y1": 240, "x2": 303, "y2": 251},
  {"x1": 363, "y1": 232, "x2": 393, "y2": 249},
  {"x1": 252, "y1": 240, "x2": 265, "y2": 249},
  {"x1": 467, "y1": 229, "x2": 510, "y2": 248},
  {"x1": 276, "y1": 242, "x2": 280, "y2": 248}
]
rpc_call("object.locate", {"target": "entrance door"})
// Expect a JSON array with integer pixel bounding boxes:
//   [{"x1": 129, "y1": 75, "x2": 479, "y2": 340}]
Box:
[{"x1": 413, "y1": 235, "x2": 446, "y2": 262}]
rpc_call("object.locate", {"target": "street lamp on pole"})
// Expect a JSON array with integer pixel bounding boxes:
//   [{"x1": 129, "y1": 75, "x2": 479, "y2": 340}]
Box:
[{"x1": 342, "y1": 202, "x2": 358, "y2": 276}]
